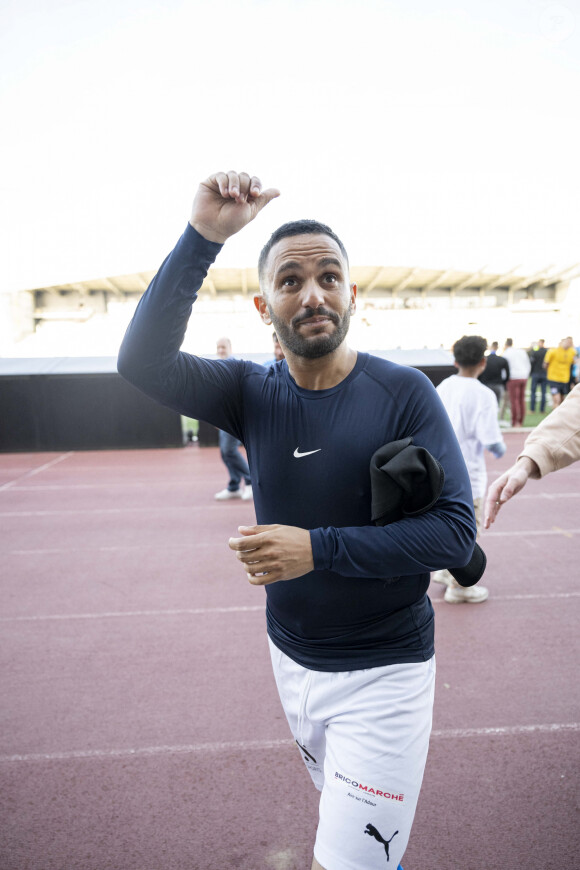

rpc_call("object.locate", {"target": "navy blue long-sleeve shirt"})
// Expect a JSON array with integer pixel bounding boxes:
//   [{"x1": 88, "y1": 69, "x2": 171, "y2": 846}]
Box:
[{"x1": 118, "y1": 224, "x2": 476, "y2": 671}]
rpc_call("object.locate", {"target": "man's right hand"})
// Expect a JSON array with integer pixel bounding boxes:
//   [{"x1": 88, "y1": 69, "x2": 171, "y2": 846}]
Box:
[{"x1": 189, "y1": 171, "x2": 280, "y2": 244}]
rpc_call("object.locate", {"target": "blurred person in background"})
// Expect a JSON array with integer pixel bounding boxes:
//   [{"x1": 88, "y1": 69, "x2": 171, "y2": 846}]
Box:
[
  {"x1": 264, "y1": 331, "x2": 285, "y2": 367},
  {"x1": 478, "y1": 340, "x2": 510, "y2": 410},
  {"x1": 528, "y1": 339, "x2": 548, "y2": 413},
  {"x1": 214, "y1": 336, "x2": 253, "y2": 501},
  {"x1": 434, "y1": 335, "x2": 506, "y2": 603},
  {"x1": 568, "y1": 338, "x2": 579, "y2": 389},
  {"x1": 502, "y1": 338, "x2": 531, "y2": 427},
  {"x1": 543, "y1": 337, "x2": 577, "y2": 408}
]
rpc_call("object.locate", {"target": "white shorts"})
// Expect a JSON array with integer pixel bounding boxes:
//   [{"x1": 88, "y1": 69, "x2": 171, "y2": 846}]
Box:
[{"x1": 268, "y1": 639, "x2": 435, "y2": 870}]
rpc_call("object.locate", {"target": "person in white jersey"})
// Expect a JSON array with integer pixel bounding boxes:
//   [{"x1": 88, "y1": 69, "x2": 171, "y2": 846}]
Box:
[{"x1": 433, "y1": 335, "x2": 506, "y2": 603}]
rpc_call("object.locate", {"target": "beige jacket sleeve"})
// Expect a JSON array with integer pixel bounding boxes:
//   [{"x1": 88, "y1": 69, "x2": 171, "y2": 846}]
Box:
[{"x1": 519, "y1": 383, "x2": 580, "y2": 477}]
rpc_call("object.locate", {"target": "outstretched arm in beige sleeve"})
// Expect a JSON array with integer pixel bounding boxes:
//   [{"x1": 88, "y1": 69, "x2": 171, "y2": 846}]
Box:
[
  {"x1": 483, "y1": 456, "x2": 541, "y2": 527},
  {"x1": 484, "y1": 384, "x2": 580, "y2": 527}
]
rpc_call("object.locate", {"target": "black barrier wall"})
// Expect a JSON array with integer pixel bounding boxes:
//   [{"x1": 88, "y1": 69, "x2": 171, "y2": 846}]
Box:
[
  {"x1": 0, "y1": 359, "x2": 182, "y2": 452},
  {"x1": 0, "y1": 352, "x2": 454, "y2": 452}
]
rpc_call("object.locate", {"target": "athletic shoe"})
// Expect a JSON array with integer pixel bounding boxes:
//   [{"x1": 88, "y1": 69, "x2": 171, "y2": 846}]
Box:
[
  {"x1": 431, "y1": 569, "x2": 453, "y2": 586},
  {"x1": 214, "y1": 488, "x2": 242, "y2": 500},
  {"x1": 241, "y1": 484, "x2": 253, "y2": 501},
  {"x1": 444, "y1": 584, "x2": 489, "y2": 604}
]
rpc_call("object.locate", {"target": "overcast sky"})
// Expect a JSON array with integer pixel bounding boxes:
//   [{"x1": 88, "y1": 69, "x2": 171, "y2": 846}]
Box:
[{"x1": 1, "y1": 0, "x2": 579, "y2": 292}]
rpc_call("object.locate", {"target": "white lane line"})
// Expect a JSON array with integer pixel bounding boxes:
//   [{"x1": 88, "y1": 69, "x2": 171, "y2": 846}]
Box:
[
  {"x1": 0, "y1": 605, "x2": 265, "y2": 623},
  {"x1": 519, "y1": 491, "x2": 580, "y2": 497},
  {"x1": 6, "y1": 484, "x2": 580, "y2": 496},
  {"x1": 2, "y1": 593, "x2": 578, "y2": 623},
  {"x1": 0, "y1": 453, "x2": 74, "y2": 492},
  {"x1": 10, "y1": 540, "x2": 580, "y2": 556},
  {"x1": 484, "y1": 529, "x2": 578, "y2": 538},
  {"x1": 2, "y1": 507, "x2": 577, "y2": 534},
  {"x1": 0, "y1": 738, "x2": 294, "y2": 763},
  {"x1": 431, "y1": 723, "x2": 580, "y2": 738},
  {"x1": 12, "y1": 484, "x2": 573, "y2": 497},
  {"x1": 9, "y1": 544, "x2": 208, "y2": 555},
  {"x1": 489, "y1": 467, "x2": 580, "y2": 476},
  {"x1": 2, "y1": 723, "x2": 578, "y2": 764},
  {"x1": 432, "y1": 592, "x2": 580, "y2": 603},
  {"x1": 0, "y1": 504, "x2": 250, "y2": 517},
  {"x1": 5, "y1": 481, "x2": 204, "y2": 491},
  {"x1": 8, "y1": 484, "x2": 190, "y2": 492}
]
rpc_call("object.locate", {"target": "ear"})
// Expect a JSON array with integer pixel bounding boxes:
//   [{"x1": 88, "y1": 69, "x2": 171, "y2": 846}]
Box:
[
  {"x1": 254, "y1": 294, "x2": 272, "y2": 325},
  {"x1": 350, "y1": 282, "x2": 357, "y2": 314}
]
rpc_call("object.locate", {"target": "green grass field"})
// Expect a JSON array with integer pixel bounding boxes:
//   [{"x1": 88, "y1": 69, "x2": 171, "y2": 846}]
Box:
[
  {"x1": 500, "y1": 380, "x2": 557, "y2": 429},
  {"x1": 519, "y1": 408, "x2": 551, "y2": 428},
  {"x1": 181, "y1": 417, "x2": 199, "y2": 440}
]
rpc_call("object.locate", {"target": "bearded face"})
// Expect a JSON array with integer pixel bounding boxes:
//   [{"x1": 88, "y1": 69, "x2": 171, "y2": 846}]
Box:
[
  {"x1": 256, "y1": 233, "x2": 356, "y2": 361},
  {"x1": 267, "y1": 304, "x2": 352, "y2": 359}
]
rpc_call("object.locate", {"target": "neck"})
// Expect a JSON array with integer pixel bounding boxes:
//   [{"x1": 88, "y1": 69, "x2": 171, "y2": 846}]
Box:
[
  {"x1": 457, "y1": 365, "x2": 482, "y2": 378},
  {"x1": 285, "y1": 343, "x2": 358, "y2": 390}
]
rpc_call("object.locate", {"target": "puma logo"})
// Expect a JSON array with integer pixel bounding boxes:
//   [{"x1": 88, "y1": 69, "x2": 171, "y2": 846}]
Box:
[
  {"x1": 364, "y1": 824, "x2": 398, "y2": 862},
  {"x1": 295, "y1": 740, "x2": 317, "y2": 764}
]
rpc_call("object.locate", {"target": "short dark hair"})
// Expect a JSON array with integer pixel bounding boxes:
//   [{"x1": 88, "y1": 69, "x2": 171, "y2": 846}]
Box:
[
  {"x1": 452, "y1": 335, "x2": 487, "y2": 367},
  {"x1": 258, "y1": 219, "x2": 349, "y2": 284}
]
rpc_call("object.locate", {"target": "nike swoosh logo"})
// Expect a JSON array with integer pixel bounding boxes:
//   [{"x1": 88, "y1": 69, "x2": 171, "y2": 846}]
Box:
[{"x1": 293, "y1": 447, "x2": 322, "y2": 458}]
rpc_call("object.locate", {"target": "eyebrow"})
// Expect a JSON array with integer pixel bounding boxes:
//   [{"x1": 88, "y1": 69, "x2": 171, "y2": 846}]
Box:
[
  {"x1": 318, "y1": 257, "x2": 343, "y2": 270},
  {"x1": 276, "y1": 256, "x2": 344, "y2": 276},
  {"x1": 276, "y1": 260, "x2": 302, "y2": 275}
]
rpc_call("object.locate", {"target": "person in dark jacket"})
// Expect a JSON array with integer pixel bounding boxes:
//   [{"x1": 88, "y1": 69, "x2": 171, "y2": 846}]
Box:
[
  {"x1": 478, "y1": 341, "x2": 510, "y2": 407},
  {"x1": 528, "y1": 339, "x2": 548, "y2": 413}
]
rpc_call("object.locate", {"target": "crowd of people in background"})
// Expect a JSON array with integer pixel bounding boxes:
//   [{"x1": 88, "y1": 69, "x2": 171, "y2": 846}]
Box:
[
  {"x1": 478, "y1": 335, "x2": 579, "y2": 427},
  {"x1": 432, "y1": 332, "x2": 579, "y2": 606}
]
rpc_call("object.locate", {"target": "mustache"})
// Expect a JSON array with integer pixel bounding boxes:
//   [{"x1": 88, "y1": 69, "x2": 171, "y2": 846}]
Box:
[{"x1": 292, "y1": 307, "x2": 340, "y2": 328}]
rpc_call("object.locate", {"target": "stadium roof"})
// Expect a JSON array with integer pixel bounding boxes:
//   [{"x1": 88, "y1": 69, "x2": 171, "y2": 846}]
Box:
[{"x1": 24, "y1": 261, "x2": 580, "y2": 301}]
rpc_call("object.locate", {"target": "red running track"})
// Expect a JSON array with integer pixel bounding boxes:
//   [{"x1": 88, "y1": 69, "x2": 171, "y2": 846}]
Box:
[{"x1": 0, "y1": 434, "x2": 579, "y2": 869}]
